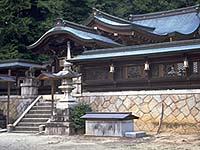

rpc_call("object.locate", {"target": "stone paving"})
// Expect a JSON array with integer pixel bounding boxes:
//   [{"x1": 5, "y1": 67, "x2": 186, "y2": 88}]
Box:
[{"x1": 0, "y1": 132, "x2": 200, "y2": 150}]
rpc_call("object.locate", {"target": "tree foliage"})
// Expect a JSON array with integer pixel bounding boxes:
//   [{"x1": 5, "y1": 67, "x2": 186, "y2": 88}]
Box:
[
  {"x1": 70, "y1": 102, "x2": 92, "y2": 132},
  {"x1": 0, "y1": 0, "x2": 200, "y2": 60}
]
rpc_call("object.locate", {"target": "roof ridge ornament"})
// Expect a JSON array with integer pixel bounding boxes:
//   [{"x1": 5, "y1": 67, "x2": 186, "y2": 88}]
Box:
[
  {"x1": 129, "y1": 14, "x2": 133, "y2": 20},
  {"x1": 54, "y1": 18, "x2": 64, "y2": 26},
  {"x1": 92, "y1": 7, "x2": 101, "y2": 16},
  {"x1": 196, "y1": 4, "x2": 200, "y2": 15}
]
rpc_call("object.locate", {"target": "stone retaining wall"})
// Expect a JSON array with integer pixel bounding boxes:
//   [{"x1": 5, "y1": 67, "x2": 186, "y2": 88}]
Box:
[
  {"x1": 0, "y1": 96, "x2": 34, "y2": 124},
  {"x1": 77, "y1": 90, "x2": 200, "y2": 133}
]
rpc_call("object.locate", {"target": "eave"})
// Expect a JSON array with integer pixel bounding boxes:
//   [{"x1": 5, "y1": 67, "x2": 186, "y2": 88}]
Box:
[
  {"x1": 69, "y1": 39, "x2": 200, "y2": 64},
  {"x1": 27, "y1": 25, "x2": 122, "y2": 51}
]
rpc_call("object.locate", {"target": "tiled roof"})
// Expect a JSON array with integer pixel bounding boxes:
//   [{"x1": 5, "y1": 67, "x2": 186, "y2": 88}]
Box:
[
  {"x1": 70, "y1": 39, "x2": 200, "y2": 62},
  {"x1": 87, "y1": 5, "x2": 200, "y2": 36}
]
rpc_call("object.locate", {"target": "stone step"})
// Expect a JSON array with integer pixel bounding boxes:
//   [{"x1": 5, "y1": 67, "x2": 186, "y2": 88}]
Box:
[
  {"x1": 18, "y1": 122, "x2": 45, "y2": 126},
  {"x1": 13, "y1": 98, "x2": 53, "y2": 133},
  {"x1": 28, "y1": 110, "x2": 51, "y2": 114},
  {"x1": 12, "y1": 130, "x2": 38, "y2": 134},
  {"x1": 36, "y1": 102, "x2": 53, "y2": 106},
  {"x1": 15, "y1": 126, "x2": 39, "y2": 131},
  {"x1": 21, "y1": 118, "x2": 49, "y2": 122},
  {"x1": 31, "y1": 106, "x2": 52, "y2": 110},
  {"x1": 25, "y1": 114, "x2": 51, "y2": 118},
  {"x1": 125, "y1": 131, "x2": 146, "y2": 138}
]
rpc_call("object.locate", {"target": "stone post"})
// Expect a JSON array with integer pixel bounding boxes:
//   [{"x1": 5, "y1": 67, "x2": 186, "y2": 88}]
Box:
[
  {"x1": 45, "y1": 61, "x2": 80, "y2": 135},
  {"x1": 20, "y1": 78, "x2": 39, "y2": 98}
]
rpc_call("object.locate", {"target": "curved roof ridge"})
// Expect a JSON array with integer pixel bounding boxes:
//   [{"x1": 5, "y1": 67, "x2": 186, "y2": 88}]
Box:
[
  {"x1": 89, "y1": 8, "x2": 132, "y2": 24},
  {"x1": 55, "y1": 18, "x2": 97, "y2": 34},
  {"x1": 85, "y1": 8, "x2": 155, "y2": 31},
  {"x1": 27, "y1": 26, "x2": 121, "y2": 50},
  {"x1": 130, "y1": 5, "x2": 199, "y2": 21}
]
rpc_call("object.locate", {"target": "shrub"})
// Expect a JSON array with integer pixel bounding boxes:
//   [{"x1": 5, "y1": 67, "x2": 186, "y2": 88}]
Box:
[{"x1": 70, "y1": 102, "x2": 92, "y2": 133}]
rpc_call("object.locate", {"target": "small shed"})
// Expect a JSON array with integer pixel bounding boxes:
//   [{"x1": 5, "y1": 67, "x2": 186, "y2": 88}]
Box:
[{"x1": 81, "y1": 112, "x2": 139, "y2": 137}]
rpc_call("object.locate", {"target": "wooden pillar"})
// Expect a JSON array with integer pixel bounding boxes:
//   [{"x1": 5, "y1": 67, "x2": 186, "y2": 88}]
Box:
[
  {"x1": 7, "y1": 69, "x2": 11, "y2": 125},
  {"x1": 51, "y1": 66, "x2": 55, "y2": 118},
  {"x1": 67, "y1": 41, "x2": 71, "y2": 59},
  {"x1": 51, "y1": 80, "x2": 55, "y2": 118}
]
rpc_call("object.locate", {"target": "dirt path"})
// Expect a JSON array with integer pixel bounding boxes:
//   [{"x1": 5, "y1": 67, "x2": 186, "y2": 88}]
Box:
[{"x1": 0, "y1": 132, "x2": 199, "y2": 150}]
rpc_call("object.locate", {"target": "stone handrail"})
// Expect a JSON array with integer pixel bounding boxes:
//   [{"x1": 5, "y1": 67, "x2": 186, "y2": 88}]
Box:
[{"x1": 13, "y1": 95, "x2": 42, "y2": 127}]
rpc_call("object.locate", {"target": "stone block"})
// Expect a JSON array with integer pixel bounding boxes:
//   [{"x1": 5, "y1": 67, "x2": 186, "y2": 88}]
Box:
[
  {"x1": 164, "y1": 97, "x2": 173, "y2": 106},
  {"x1": 134, "y1": 97, "x2": 143, "y2": 105},
  {"x1": 39, "y1": 124, "x2": 45, "y2": 132},
  {"x1": 125, "y1": 131, "x2": 146, "y2": 138},
  {"x1": 119, "y1": 95, "x2": 127, "y2": 101},
  {"x1": 123, "y1": 98, "x2": 133, "y2": 110},
  {"x1": 45, "y1": 122, "x2": 74, "y2": 135},
  {"x1": 110, "y1": 96, "x2": 118, "y2": 104},
  {"x1": 129, "y1": 105, "x2": 139, "y2": 114},
  {"x1": 153, "y1": 95, "x2": 162, "y2": 102},
  {"x1": 191, "y1": 107, "x2": 199, "y2": 117},
  {"x1": 176, "y1": 100, "x2": 186, "y2": 109},
  {"x1": 115, "y1": 99, "x2": 123, "y2": 109},
  {"x1": 180, "y1": 106, "x2": 190, "y2": 116},
  {"x1": 144, "y1": 96, "x2": 152, "y2": 103},
  {"x1": 164, "y1": 106, "x2": 172, "y2": 116},
  {"x1": 148, "y1": 99, "x2": 158, "y2": 110},
  {"x1": 187, "y1": 96, "x2": 196, "y2": 110},
  {"x1": 7, "y1": 124, "x2": 14, "y2": 132},
  {"x1": 102, "y1": 101, "x2": 110, "y2": 108},
  {"x1": 119, "y1": 104, "x2": 128, "y2": 111},
  {"x1": 141, "y1": 103, "x2": 150, "y2": 113}
]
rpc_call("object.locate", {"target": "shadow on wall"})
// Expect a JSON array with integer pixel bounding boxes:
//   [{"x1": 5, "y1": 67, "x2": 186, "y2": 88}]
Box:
[{"x1": 0, "y1": 109, "x2": 6, "y2": 128}]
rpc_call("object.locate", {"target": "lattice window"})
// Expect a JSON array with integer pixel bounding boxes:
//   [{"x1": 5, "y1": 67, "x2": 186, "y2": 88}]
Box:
[
  {"x1": 164, "y1": 62, "x2": 185, "y2": 77},
  {"x1": 177, "y1": 63, "x2": 185, "y2": 76},
  {"x1": 193, "y1": 62, "x2": 198, "y2": 74}
]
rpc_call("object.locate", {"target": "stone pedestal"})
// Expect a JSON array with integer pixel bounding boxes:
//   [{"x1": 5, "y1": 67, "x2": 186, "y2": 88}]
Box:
[
  {"x1": 7, "y1": 124, "x2": 14, "y2": 133},
  {"x1": 45, "y1": 122, "x2": 74, "y2": 135},
  {"x1": 20, "y1": 78, "x2": 39, "y2": 97}
]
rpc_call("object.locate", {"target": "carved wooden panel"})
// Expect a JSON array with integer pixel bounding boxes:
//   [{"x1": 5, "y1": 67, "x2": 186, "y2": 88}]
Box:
[
  {"x1": 124, "y1": 65, "x2": 144, "y2": 79},
  {"x1": 84, "y1": 66, "x2": 109, "y2": 81}
]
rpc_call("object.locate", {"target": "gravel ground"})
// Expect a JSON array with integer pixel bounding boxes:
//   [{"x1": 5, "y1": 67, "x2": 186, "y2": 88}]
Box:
[{"x1": 0, "y1": 132, "x2": 200, "y2": 150}]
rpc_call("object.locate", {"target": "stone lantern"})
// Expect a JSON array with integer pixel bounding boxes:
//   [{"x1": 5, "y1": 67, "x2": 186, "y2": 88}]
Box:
[
  {"x1": 55, "y1": 61, "x2": 79, "y2": 110},
  {"x1": 45, "y1": 60, "x2": 80, "y2": 135}
]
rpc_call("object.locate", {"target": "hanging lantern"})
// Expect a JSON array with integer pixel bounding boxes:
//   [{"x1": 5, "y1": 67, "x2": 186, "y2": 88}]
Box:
[
  {"x1": 109, "y1": 64, "x2": 115, "y2": 73},
  {"x1": 114, "y1": 33, "x2": 118, "y2": 36},
  {"x1": 183, "y1": 58, "x2": 189, "y2": 68},
  {"x1": 144, "y1": 61, "x2": 150, "y2": 71}
]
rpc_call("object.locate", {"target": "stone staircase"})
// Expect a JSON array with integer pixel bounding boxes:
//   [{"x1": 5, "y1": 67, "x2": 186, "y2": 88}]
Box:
[{"x1": 14, "y1": 100, "x2": 52, "y2": 133}]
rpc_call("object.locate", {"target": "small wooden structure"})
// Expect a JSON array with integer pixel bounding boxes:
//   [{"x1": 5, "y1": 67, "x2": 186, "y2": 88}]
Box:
[
  {"x1": 37, "y1": 72, "x2": 57, "y2": 117},
  {"x1": 81, "y1": 112, "x2": 139, "y2": 137},
  {"x1": 0, "y1": 74, "x2": 15, "y2": 125}
]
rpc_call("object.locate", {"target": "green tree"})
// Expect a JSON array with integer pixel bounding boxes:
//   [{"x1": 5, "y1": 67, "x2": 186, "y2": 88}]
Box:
[
  {"x1": 0, "y1": 0, "x2": 63, "y2": 60},
  {"x1": 0, "y1": 0, "x2": 200, "y2": 61}
]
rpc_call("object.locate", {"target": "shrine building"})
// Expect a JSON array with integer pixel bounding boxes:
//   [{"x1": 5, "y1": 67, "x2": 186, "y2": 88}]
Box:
[{"x1": 1, "y1": 5, "x2": 200, "y2": 133}]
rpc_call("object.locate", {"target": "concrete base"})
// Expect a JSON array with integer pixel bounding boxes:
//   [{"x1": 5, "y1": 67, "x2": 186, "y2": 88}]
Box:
[
  {"x1": 85, "y1": 120, "x2": 134, "y2": 137},
  {"x1": 45, "y1": 122, "x2": 74, "y2": 135},
  {"x1": 125, "y1": 131, "x2": 146, "y2": 138}
]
